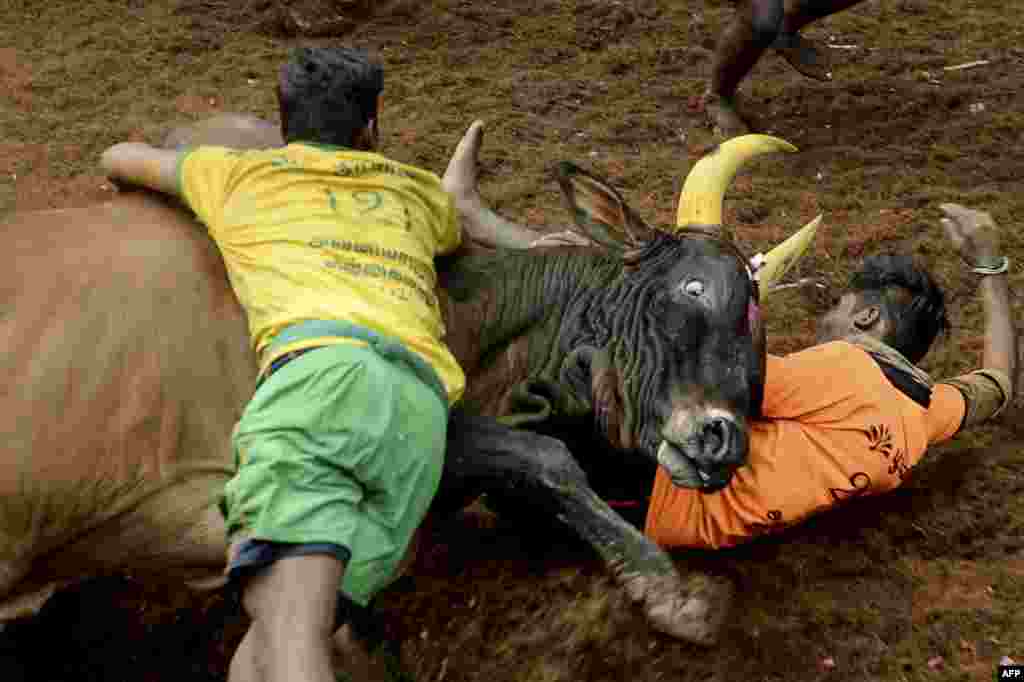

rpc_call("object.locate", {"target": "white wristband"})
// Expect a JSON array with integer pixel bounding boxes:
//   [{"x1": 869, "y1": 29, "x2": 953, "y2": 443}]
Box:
[{"x1": 972, "y1": 256, "x2": 1009, "y2": 275}]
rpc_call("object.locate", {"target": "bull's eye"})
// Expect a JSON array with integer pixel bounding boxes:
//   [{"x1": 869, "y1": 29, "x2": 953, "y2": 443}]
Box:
[{"x1": 683, "y1": 280, "x2": 705, "y2": 297}]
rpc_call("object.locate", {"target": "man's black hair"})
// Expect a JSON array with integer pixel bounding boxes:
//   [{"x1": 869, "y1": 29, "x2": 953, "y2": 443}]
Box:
[
  {"x1": 277, "y1": 46, "x2": 383, "y2": 148},
  {"x1": 849, "y1": 252, "x2": 949, "y2": 364}
]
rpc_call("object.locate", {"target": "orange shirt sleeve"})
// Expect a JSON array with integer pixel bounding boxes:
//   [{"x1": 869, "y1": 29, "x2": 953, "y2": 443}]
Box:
[{"x1": 923, "y1": 383, "x2": 966, "y2": 445}]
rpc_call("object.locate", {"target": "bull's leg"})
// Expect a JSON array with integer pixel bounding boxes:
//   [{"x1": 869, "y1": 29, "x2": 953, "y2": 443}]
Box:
[{"x1": 436, "y1": 411, "x2": 732, "y2": 646}]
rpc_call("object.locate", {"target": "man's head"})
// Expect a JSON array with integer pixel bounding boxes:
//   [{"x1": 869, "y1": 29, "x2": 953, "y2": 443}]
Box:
[
  {"x1": 277, "y1": 47, "x2": 383, "y2": 150},
  {"x1": 816, "y1": 253, "x2": 948, "y2": 363}
]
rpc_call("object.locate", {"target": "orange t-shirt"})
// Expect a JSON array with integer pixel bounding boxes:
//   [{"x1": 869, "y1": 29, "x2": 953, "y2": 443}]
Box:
[{"x1": 644, "y1": 341, "x2": 966, "y2": 549}]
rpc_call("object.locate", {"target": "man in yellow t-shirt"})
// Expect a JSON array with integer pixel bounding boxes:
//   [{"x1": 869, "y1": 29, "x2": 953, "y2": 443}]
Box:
[
  {"x1": 102, "y1": 47, "x2": 463, "y2": 682},
  {"x1": 443, "y1": 123, "x2": 1016, "y2": 553}
]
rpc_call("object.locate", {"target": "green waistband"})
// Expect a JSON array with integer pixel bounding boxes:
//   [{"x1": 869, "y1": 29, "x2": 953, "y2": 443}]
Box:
[{"x1": 269, "y1": 320, "x2": 449, "y2": 410}]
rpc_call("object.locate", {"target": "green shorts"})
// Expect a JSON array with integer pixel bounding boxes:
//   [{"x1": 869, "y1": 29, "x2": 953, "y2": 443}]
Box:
[{"x1": 222, "y1": 341, "x2": 447, "y2": 606}]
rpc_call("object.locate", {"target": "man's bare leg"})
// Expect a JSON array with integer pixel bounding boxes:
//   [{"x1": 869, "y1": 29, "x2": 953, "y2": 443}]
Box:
[
  {"x1": 229, "y1": 627, "x2": 265, "y2": 682},
  {"x1": 442, "y1": 121, "x2": 547, "y2": 250},
  {"x1": 705, "y1": 0, "x2": 784, "y2": 137},
  {"x1": 781, "y1": 0, "x2": 868, "y2": 34},
  {"x1": 229, "y1": 555, "x2": 344, "y2": 682}
]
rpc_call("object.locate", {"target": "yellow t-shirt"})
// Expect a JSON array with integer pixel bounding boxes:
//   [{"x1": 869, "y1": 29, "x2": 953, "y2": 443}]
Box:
[
  {"x1": 178, "y1": 143, "x2": 465, "y2": 404},
  {"x1": 644, "y1": 341, "x2": 967, "y2": 549}
]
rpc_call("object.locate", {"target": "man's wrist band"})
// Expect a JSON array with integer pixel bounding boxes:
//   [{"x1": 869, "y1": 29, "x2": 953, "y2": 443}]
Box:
[{"x1": 972, "y1": 256, "x2": 1009, "y2": 275}]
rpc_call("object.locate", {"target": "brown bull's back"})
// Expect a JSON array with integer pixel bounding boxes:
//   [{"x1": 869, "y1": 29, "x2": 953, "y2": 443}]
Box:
[{"x1": 0, "y1": 194, "x2": 256, "y2": 614}]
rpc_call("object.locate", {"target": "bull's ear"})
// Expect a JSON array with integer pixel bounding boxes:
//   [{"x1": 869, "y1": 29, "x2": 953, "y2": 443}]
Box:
[{"x1": 557, "y1": 162, "x2": 659, "y2": 254}]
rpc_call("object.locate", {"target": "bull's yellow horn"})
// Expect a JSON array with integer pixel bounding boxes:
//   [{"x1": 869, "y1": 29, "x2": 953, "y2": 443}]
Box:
[
  {"x1": 755, "y1": 214, "x2": 822, "y2": 301},
  {"x1": 676, "y1": 135, "x2": 798, "y2": 229}
]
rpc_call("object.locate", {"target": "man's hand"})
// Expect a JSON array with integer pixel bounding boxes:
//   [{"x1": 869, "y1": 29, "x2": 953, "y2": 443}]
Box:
[
  {"x1": 100, "y1": 142, "x2": 183, "y2": 198},
  {"x1": 939, "y1": 203, "x2": 1001, "y2": 269}
]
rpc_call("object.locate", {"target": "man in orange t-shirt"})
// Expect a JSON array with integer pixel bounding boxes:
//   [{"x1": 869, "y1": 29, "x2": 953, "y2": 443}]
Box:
[
  {"x1": 644, "y1": 204, "x2": 1015, "y2": 549},
  {"x1": 442, "y1": 124, "x2": 1015, "y2": 551}
]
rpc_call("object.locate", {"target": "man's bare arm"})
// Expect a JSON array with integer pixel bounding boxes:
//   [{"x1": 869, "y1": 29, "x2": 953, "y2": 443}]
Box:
[
  {"x1": 978, "y1": 261, "x2": 1016, "y2": 384},
  {"x1": 939, "y1": 203, "x2": 1017, "y2": 413},
  {"x1": 100, "y1": 142, "x2": 183, "y2": 198}
]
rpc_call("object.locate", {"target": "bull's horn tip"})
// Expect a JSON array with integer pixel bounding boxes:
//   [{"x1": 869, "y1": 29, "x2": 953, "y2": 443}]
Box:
[{"x1": 729, "y1": 133, "x2": 798, "y2": 154}]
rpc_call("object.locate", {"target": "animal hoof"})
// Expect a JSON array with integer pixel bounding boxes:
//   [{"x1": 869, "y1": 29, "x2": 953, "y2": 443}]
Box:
[{"x1": 632, "y1": 573, "x2": 734, "y2": 646}]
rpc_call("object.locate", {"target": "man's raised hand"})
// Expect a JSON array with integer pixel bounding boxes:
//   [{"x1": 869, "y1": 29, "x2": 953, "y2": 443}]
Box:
[{"x1": 939, "y1": 203, "x2": 1001, "y2": 270}]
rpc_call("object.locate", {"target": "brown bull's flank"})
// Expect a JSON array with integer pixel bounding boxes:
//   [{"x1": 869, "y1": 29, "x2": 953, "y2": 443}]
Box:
[{"x1": 0, "y1": 195, "x2": 254, "y2": 619}]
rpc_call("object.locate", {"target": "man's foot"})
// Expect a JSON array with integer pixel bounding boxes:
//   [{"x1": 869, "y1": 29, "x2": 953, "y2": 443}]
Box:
[
  {"x1": 703, "y1": 92, "x2": 751, "y2": 139},
  {"x1": 773, "y1": 32, "x2": 833, "y2": 81},
  {"x1": 442, "y1": 120, "x2": 485, "y2": 210}
]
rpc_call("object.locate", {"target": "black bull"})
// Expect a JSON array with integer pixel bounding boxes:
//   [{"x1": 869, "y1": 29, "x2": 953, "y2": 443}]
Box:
[{"x1": 0, "y1": 115, "x2": 790, "y2": 645}]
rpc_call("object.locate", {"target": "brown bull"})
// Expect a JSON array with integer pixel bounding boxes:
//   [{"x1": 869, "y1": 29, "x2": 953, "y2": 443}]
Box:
[{"x1": 0, "y1": 116, "x2": 809, "y2": 645}]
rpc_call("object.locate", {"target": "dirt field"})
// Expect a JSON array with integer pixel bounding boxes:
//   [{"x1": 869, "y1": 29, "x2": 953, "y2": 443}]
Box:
[{"x1": 1, "y1": 0, "x2": 1022, "y2": 680}]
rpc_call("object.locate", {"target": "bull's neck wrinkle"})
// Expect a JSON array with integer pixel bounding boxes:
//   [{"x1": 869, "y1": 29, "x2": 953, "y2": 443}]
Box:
[{"x1": 479, "y1": 250, "x2": 618, "y2": 363}]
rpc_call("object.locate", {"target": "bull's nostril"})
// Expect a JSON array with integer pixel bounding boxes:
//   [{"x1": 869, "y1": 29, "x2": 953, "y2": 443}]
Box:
[{"x1": 703, "y1": 418, "x2": 730, "y2": 459}]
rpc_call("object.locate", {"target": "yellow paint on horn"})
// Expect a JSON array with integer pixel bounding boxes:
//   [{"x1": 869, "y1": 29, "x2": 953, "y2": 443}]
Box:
[
  {"x1": 755, "y1": 214, "x2": 822, "y2": 301},
  {"x1": 676, "y1": 135, "x2": 798, "y2": 229}
]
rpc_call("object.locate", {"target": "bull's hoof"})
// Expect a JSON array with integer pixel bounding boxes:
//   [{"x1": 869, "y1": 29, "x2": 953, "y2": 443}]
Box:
[{"x1": 625, "y1": 573, "x2": 734, "y2": 646}]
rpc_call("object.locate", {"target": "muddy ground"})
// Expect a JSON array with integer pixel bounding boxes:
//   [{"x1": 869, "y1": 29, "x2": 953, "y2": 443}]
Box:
[{"x1": 1, "y1": 0, "x2": 1023, "y2": 680}]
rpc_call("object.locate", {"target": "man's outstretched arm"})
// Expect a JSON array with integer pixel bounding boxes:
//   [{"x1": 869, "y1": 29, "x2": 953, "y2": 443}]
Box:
[
  {"x1": 938, "y1": 203, "x2": 1017, "y2": 426},
  {"x1": 100, "y1": 142, "x2": 183, "y2": 198}
]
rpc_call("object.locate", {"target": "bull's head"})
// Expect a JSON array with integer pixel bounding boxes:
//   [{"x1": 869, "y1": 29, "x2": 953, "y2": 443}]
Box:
[{"x1": 554, "y1": 136, "x2": 818, "y2": 491}]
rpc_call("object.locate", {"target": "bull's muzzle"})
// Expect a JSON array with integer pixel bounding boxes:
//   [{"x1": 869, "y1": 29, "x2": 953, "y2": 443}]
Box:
[{"x1": 657, "y1": 411, "x2": 748, "y2": 491}]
